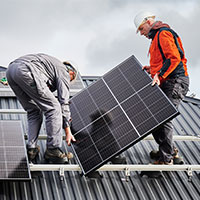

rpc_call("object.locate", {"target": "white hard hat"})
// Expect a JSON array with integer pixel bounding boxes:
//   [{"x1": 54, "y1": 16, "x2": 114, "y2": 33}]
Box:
[{"x1": 134, "y1": 11, "x2": 155, "y2": 33}]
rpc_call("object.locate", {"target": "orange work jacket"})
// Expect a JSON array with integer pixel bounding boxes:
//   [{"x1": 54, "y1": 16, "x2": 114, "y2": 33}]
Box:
[{"x1": 149, "y1": 28, "x2": 188, "y2": 81}]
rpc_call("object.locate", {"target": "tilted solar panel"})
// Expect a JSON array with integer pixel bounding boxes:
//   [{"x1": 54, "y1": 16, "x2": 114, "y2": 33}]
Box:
[
  {"x1": 70, "y1": 55, "x2": 179, "y2": 175},
  {"x1": 0, "y1": 121, "x2": 31, "y2": 181}
]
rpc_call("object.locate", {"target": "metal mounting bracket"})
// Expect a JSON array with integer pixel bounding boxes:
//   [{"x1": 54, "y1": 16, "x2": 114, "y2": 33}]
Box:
[
  {"x1": 59, "y1": 167, "x2": 65, "y2": 181},
  {"x1": 125, "y1": 167, "x2": 130, "y2": 182},
  {"x1": 187, "y1": 167, "x2": 193, "y2": 182}
]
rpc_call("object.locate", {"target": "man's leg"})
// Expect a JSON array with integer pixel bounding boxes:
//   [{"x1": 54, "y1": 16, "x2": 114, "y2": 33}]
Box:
[
  {"x1": 7, "y1": 62, "x2": 67, "y2": 163},
  {"x1": 152, "y1": 77, "x2": 189, "y2": 163},
  {"x1": 11, "y1": 86, "x2": 43, "y2": 149},
  {"x1": 7, "y1": 62, "x2": 63, "y2": 148},
  {"x1": 6, "y1": 63, "x2": 43, "y2": 148},
  {"x1": 152, "y1": 121, "x2": 174, "y2": 162}
]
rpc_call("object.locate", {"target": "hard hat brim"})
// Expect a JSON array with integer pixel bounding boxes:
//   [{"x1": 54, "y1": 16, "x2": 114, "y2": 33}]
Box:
[{"x1": 135, "y1": 15, "x2": 155, "y2": 34}]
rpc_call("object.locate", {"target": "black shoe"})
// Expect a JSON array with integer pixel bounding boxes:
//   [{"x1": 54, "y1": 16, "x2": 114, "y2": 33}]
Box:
[
  {"x1": 150, "y1": 148, "x2": 184, "y2": 164},
  {"x1": 150, "y1": 148, "x2": 179, "y2": 160},
  {"x1": 27, "y1": 145, "x2": 40, "y2": 161},
  {"x1": 44, "y1": 147, "x2": 68, "y2": 164},
  {"x1": 150, "y1": 150, "x2": 160, "y2": 160},
  {"x1": 110, "y1": 155, "x2": 127, "y2": 164},
  {"x1": 173, "y1": 157, "x2": 184, "y2": 164},
  {"x1": 86, "y1": 171, "x2": 103, "y2": 179}
]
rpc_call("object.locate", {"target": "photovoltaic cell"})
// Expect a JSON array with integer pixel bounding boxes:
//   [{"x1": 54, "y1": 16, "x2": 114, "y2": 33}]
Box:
[
  {"x1": 70, "y1": 55, "x2": 179, "y2": 175},
  {"x1": 0, "y1": 121, "x2": 31, "y2": 181}
]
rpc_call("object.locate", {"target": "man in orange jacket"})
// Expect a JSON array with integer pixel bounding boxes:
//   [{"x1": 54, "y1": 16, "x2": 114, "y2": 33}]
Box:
[{"x1": 134, "y1": 11, "x2": 189, "y2": 164}]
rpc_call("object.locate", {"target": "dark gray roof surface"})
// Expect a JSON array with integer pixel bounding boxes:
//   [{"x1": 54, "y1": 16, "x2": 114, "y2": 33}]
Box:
[
  {"x1": 0, "y1": 76, "x2": 200, "y2": 200},
  {"x1": 0, "y1": 66, "x2": 7, "y2": 71}
]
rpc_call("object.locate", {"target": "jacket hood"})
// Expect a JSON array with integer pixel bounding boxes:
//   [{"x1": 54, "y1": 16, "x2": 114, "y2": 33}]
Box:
[{"x1": 148, "y1": 21, "x2": 170, "y2": 39}]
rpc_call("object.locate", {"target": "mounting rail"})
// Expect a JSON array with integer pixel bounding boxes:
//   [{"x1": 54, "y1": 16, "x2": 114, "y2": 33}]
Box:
[{"x1": 29, "y1": 164, "x2": 200, "y2": 181}]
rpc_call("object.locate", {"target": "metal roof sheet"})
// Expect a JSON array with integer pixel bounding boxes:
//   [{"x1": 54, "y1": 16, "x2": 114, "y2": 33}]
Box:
[{"x1": 0, "y1": 76, "x2": 200, "y2": 200}]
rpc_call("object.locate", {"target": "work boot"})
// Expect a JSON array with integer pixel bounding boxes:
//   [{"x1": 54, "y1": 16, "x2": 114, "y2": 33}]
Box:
[
  {"x1": 27, "y1": 145, "x2": 40, "y2": 161},
  {"x1": 44, "y1": 147, "x2": 69, "y2": 164},
  {"x1": 110, "y1": 155, "x2": 127, "y2": 164},
  {"x1": 150, "y1": 148, "x2": 183, "y2": 164},
  {"x1": 150, "y1": 148, "x2": 179, "y2": 159},
  {"x1": 149, "y1": 150, "x2": 160, "y2": 160}
]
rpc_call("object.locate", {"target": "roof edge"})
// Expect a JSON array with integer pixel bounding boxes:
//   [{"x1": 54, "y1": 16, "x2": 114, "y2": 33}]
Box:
[{"x1": 183, "y1": 96, "x2": 200, "y2": 105}]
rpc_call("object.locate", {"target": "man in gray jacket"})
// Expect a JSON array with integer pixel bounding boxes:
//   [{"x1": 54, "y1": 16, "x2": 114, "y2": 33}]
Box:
[{"x1": 6, "y1": 53, "x2": 76, "y2": 163}]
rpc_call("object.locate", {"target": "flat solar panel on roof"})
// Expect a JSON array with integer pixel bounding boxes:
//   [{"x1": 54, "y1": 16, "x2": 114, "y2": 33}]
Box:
[
  {"x1": 70, "y1": 55, "x2": 179, "y2": 175},
  {"x1": 0, "y1": 121, "x2": 31, "y2": 181}
]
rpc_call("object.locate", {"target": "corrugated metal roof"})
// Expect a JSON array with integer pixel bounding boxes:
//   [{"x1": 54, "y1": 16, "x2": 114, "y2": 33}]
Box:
[
  {"x1": 0, "y1": 66, "x2": 7, "y2": 71},
  {"x1": 0, "y1": 76, "x2": 200, "y2": 200},
  {"x1": 0, "y1": 71, "x2": 85, "y2": 97}
]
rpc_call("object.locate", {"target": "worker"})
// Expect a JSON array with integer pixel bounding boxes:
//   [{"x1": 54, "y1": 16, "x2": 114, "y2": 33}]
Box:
[
  {"x1": 6, "y1": 53, "x2": 76, "y2": 164},
  {"x1": 134, "y1": 11, "x2": 189, "y2": 164}
]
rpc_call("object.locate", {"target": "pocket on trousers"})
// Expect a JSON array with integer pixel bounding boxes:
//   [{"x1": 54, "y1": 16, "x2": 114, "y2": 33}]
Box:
[
  {"x1": 172, "y1": 77, "x2": 189, "y2": 100},
  {"x1": 180, "y1": 78, "x2": 189, "y2": 96}
]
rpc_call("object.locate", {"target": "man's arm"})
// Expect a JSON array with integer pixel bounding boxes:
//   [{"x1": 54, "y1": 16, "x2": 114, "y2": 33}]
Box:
[
  {"x1": 56, "y1": 70, "x2": 76, "y2": 146},
  {"x1": 158, "y1": 31, "x2": 182, "y2": 79}
]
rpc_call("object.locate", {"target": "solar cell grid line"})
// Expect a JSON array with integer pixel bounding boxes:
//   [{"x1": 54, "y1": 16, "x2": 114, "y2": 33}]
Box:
[
  {"x1": 70, "y1": 88, "x2": 124, "y2": 172},
  {"x1": 0, "y1": 120, "x2": 31, "y2": 181},
  {"x1": 102, "y1": 79, "x2": 140, "y2": 137},
  {"x1": 109, "y1": 60, "x2": 178, "y2": 136},
  {"x1": 103, "y1": 57, "x2": 177, "y2": 137},
  {"x1": 104, "y1": 60, "x2": 159, "y2": 130},
  {"x1": 70, "y1": 55, "x2": 179, "y2": 175}
]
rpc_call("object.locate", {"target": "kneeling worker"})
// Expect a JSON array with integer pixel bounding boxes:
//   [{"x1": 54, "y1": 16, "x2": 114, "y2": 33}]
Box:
[{"x1": 6, "y1": 53, "x2": 76, "y2": 163}]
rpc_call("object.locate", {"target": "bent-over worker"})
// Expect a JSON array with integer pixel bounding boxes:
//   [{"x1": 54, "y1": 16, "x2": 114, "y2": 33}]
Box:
[{"x1": 6, "y1": 53, "x2": 76, "y2": 163}]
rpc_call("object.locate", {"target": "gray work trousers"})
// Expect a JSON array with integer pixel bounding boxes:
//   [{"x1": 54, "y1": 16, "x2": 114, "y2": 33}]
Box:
[
  {"x1": 152, "y1": 76, "x2": 189, "y2": 162},
  {"x1": 6, "y1": 62, "x2": 63, "y2": 149}
]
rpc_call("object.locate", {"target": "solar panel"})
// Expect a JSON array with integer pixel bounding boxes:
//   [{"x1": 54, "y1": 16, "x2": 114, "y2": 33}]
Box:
[
  {"x1": 0, "y1": 120, "x2": 31, "y2": 181},
  {"x1": 70, "y1": 55, "x2": 179, "y2": 175}
]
